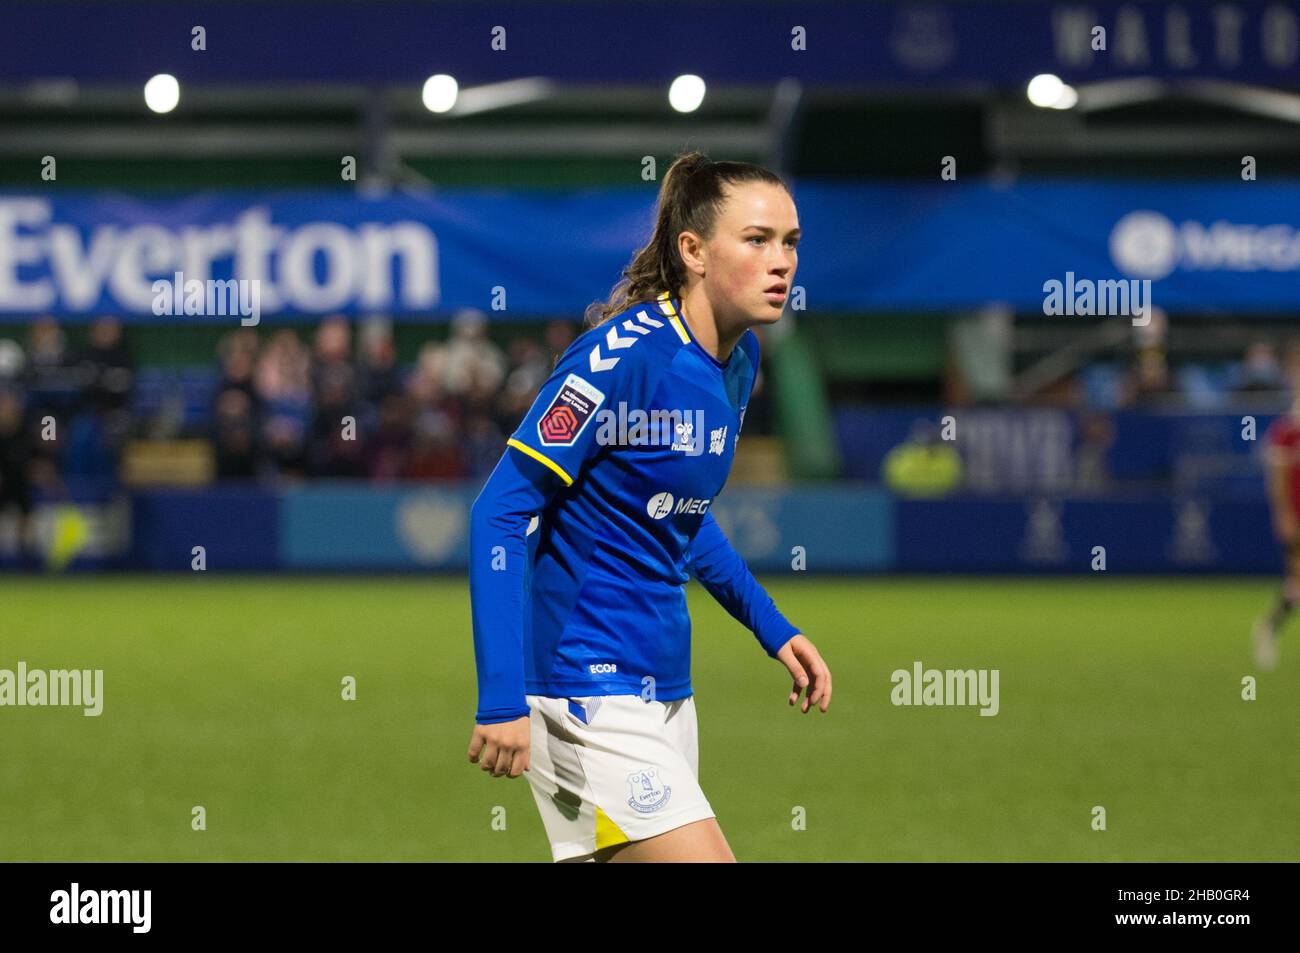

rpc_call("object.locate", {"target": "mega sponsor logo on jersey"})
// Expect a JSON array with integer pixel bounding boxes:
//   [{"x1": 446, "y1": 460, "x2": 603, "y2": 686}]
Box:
[
  {"x1": 645, "y1": 491, "x2": 712, "y2": 519},
  {"x1": 538, "y1": 373, "x2": 605, "y2": 446}
]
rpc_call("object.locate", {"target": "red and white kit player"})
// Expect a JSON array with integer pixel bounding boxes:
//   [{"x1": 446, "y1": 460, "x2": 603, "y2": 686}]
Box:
[{"x1": 1255, "y1": 384, "x2": 1300, "y2": 670}]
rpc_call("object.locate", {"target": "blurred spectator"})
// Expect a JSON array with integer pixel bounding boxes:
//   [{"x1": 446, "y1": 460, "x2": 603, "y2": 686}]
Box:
[
  {"x1": 358, "y1": 316, "x2": 404, "y2": 406},
  {"x1": 436, "y1": 309, "x2": 507, "y2": 396},
  {"x1": 1283, "y1": 338, "x2": 1300, "y2": 390},
  {"x1": 1236, "y1": 341, "x2": 1283, "y2": 393},
  {"x1": 462, "y1": 412, "x2": 508, "y2": 479},
  {"x1": 27, "y1": 315, "x2": 68, "y2": 378},
  {"x1": 499, "y1": 337, "x2": 550, "y2": 429},
  {"x1": 1074, "y1": 411, "x2": 1115, "y2": 491},
  {"x1": 1120, "y1": 308, "x2": 1172, "y2": 408},
  {"x1": 24, "y1": 316, "x2": 80, "y2": 421},
  {"x1": 311, "y1": 313, "x2": 356, "y2": 400},
  {"x1": 73, "y1": 316, "x2": 135, "y2": 479},
  {"x1": 0, "y1": 339, "x2": 25, "y2": 385},
  {"x1": 211, "y1": 328, "x2": 265, "y2": 477},
  {"x1": 404, "y1": 408, "x2": 466, "y2": 480},
  {"x1": 255, "y1": 329, "x2": 312, "y2": 476},
  {"x1": 365, "y1": 393, "x2": 413, "y2": 481},
  {"x1": 213, "y1": 387, "x2": 259, "y2": 479},
  {"x1": 3, "y1": 312, "x2": 584, "y2": 487},
  {"x1": 306, "y1": 314, "x2": 364, "y2": 477},
  {"x1": 406, "y1": 340, "x2": 465, "y2": 432},
  {"x1": 545, "y1": 319, "x2": 576, "y2": 360},
  {"x1": 79, "y1": 316, "x2": 134, "y2": 414},
  {"x1": 0, "y1": 389, "x2": 38, "y2": 564},
  {"x1": 216, "y1": 327, "x2": 260, "y2": 406}
]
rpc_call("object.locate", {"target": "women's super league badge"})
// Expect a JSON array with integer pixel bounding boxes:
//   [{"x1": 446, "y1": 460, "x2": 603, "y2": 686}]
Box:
[{"x1": 538, "y1": 373, "x2": 605, "y2": 446}]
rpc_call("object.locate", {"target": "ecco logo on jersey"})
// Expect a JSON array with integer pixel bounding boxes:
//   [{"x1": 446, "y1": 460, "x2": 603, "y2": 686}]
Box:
[
  {"x1": 645, "y1": 492, "x2": 711, "y2": 519},
  {"x1": 588, "y1": 663, "x2": 618, "y2": 674}
]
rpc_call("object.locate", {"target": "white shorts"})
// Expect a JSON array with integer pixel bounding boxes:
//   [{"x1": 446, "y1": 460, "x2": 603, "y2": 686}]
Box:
[{"x1": 524, "y1": 693, "x2": 716, "y2": 862}]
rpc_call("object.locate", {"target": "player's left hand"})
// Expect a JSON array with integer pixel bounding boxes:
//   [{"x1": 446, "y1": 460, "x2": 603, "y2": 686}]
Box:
[{"x1": 776, "y1": 634, "x2": 831, "y2": 713}]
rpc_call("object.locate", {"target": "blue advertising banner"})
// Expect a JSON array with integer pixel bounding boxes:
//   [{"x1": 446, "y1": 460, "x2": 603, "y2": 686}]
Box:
[
  {"x1": 0, "y1": 190, "x2": 660, "y2": 321},
  {"x1": 5, "y1": 482, "x2": 1285, "y2": 574},
  {"x1": 280, "y1": 484, "x2": 472, "y2": 570},
  {"x1": 708, "y1": 487, "x2": 894, "y2": 572},
  {"x1": 894, "y1": 495, "x2": 1282, "y2": 574},
  {"x1": 277, "y1": 483, "x2": 895, "y2": 571},
  {"x1": 5, "y1": 181, "x2": 1300, "y2": 320},
  {"x1": 131, "y1": 487, "x2": 280, "y2": 571},
  {"x1": 799, "y1": 181, "x2": 1300, "y2": 313},
  {"x1": 835, "y1": 407, "x2": 1281, "y2": 490},
  {"x1": 0, "y1": 481, "x2": 132, "y2": 571},
  {"x1": 5, "y1": 2, "x2": 1298, "y2": 88}
]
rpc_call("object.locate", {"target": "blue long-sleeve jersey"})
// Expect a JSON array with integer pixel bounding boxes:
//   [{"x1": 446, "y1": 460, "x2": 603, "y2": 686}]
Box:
[{"x1": 470, "y1": 291, "x2": 800, "y2": 724}]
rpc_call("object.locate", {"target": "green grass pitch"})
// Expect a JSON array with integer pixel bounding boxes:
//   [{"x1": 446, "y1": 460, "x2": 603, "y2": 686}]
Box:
[{"x1": 2, "y1": 576, "x2": 1295, "y2": 861}]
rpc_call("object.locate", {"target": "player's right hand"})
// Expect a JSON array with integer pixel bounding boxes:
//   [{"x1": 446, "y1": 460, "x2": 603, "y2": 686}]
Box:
[
  {"x1": 776, "y1": 634, "x2": 832, "y2": 714},
  {"x1": 1276, "y1": 514, "x2": 1299, "y2": 549},
  {"x1": 468, "y1": 717, "x2": 531, "y2": 778}
]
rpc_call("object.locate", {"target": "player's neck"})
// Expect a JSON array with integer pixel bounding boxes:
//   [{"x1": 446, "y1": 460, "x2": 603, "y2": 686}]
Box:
[{"x1": 678, "y1": 289, "x2": 745, "y2": 364}]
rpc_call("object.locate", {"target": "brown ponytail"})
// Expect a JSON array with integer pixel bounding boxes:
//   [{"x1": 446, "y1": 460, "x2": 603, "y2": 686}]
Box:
[{"x1": 583, "y1": 151, "x2": 790, "y2": 327}]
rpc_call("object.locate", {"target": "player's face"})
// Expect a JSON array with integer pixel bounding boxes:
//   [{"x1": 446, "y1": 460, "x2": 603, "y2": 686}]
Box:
[{"x1": 706, "y1": 182, "x2": 800, "y2": 326}]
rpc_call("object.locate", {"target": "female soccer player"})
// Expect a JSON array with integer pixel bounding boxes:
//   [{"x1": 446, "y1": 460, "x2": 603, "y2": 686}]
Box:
[
  {"x1": 466, "y1": 152, "x2": 831, "y2": 862},
  {"x1": 1255, "y1": 345, "x2": 1300, "y2": 670}
]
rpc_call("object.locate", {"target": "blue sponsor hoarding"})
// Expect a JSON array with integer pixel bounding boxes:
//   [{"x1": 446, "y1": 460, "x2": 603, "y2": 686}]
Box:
[
  {"x1": 49, "y1": 482, "x2": 1276, "y2": 575},
  {"x1": 5, "y1": 182, "x2": 1300, "y2": 320}
]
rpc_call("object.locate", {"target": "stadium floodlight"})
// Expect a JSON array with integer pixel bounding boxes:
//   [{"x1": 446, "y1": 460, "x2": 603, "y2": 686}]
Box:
[
  {"x1": 434, "y1": 78, "x2": 555, "y2": 117},
  {"x1": 422, "y1": 74, "x2": 459, "y2": 113},
  {"x1": 1052, "y1": 84, "x2": 1079, "y2": 110},
  {"x1": 668, "y1": 74, "x2": 706, "y2": 113},
  {"x1": 1026, "y1": 73, "x2": 1077, "y2": 110},
  {"x1": 143, "y1": 74, "x2": 180, "y2": 113}
]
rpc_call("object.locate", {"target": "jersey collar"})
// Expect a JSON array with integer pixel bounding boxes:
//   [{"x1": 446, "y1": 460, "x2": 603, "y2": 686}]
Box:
[{"x1": 656, "y1": 291, "x2": 729, "y2": 370}]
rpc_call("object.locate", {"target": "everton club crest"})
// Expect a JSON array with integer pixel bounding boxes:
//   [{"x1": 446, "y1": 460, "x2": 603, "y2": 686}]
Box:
[{"x1": 626, "y1": 767, "x2": 672, "y2": 814}]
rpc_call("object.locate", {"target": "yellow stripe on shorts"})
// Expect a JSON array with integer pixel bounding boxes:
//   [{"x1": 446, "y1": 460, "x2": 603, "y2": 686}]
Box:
[{"x1": 595, "y1": 805, "x2": 630, "y2": 850}]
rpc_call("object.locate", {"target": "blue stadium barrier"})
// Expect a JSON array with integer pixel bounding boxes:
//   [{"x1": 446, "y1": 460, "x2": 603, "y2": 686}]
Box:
[
  {"x1": 4, "y1": 482, "x2": 1281, "y2": 575},
  {"x1": 1, "y1": 453, "x2": 1287, "y2": 572},
  {"x1": 834, "y1": 407, "x2": 1281, "y2": 489}
]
